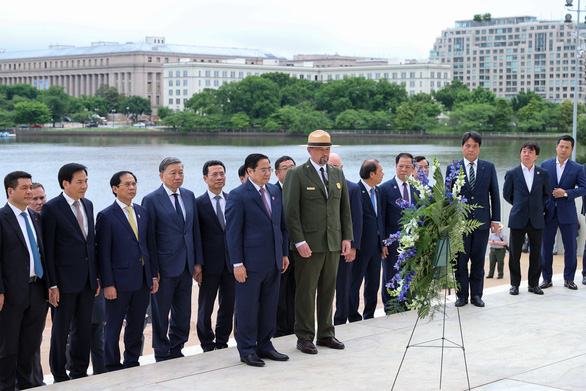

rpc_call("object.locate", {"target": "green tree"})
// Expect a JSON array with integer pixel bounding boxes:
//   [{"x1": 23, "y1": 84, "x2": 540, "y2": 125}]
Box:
[
  {"x1": 0, "y1": 109, "x2": 14, "y2": 129},
  {"x1": 433, "y1": 79, "x2": 468, "y2": 111},
  {"x1": 230, "y1": 111, "x2": 251, "y2": 129},
  {"x1": 39, "y1": 85, "x2": 70, "y2": 125},
  {"x1": 13, "y1": 101, "x2": 51, "y2": 126},
  {"x1": 121, "y1": 96, "x2": 152, "y2": 120},
  {"x1": 493, "y1": 98, "x2": 513, "y2": 131},
  {"x1": 95, "y1": 84, "x2": 123, "y2": 111},
  {"x1": 185, "y1": 88, "x2": 223, "y2": 115},
  {"x1": 2, "y1": 84, "x2": 38, "y2": 100},
  {"x1": 576, "y1": 116, "x2": 586, "y2": 146},
  {"x1": 335, "y1": 109, "x2": 362, "y2": 129},
  {"x1": 510, "y1": 90, "x2": 543, "y2": 112},
  {"x1": 448, "y1": 103, "x2": 496, "y2": 132},
  {"x1": 223, "y1": 76, "x2": 280, "y2": 119},
  {"x1": 157, "y1": 106, "x2": 173, "y2": 119},
  {"x1": 265, "y1": 104, "x2": 331, "y2": 134}
]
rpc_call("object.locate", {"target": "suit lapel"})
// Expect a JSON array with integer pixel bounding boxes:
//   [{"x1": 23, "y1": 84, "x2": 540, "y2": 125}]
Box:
[
  {"x1": 558, "y1": 159, "x2": 572, "y2": 187},
  {"x1": 3, "y1": 205, "x2": 27, "y2": 248},
  {"x1": 57, "y1": 194, "x2": 86, "y2": 240},
  {"x1": 112, "y1": 202, "x2": 137, "y2": 241},
  {"x1": 157, "y1": 186, "x2": 182, "y2": 228},
  {"x1": 181, "y1": 187, "x2": 193, "y2": 226},
  {"x1": 359, "y1": 181, "x2": 376, "y2": 215},
  {"x1": 246, "y1": 180, "x2": 272, "y2": 220},
  {"x1": 202, "y1": 193, "x2": 224, "y2": 231}
]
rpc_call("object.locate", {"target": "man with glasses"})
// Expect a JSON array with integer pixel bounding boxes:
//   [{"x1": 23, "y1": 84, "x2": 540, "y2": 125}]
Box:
[{"x1": 96, "y1": 171, "x2": 158, "y2": 371}]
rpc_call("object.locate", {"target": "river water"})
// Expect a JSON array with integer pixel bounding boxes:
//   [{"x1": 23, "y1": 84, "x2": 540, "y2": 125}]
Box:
[{"x1": 0, "y1": 134, "x2": 561, "y2": 213}]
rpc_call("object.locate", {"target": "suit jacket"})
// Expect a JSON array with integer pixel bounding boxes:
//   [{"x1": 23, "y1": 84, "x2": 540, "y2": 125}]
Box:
[
  {"x1": 41, "y1": 194, "x2": 98, "y2": 293},
  {"x1": 448, "y1": 159, "x2": 501, "y2": 230},
  {"x1": 226, "y1": 180, "x2": 288, "y2": 272},
  {"x1": 503, "y1": 165, "x2": 550, "y2": 229},
  {"x1": 96, "y1": 201, "x2": 155, "y2": 292},
  {"x1": 357, "y1": 181, "x2": 384, "y2": 256},
  {"x1": 347, "y1": 180, "x2": 363, "y2": 251},
  {"x1": 541, "y1": 158, "x2": 586, "y2": 224},
  {"x1": 196, "y1": 191, "x2": 232, "y2": 275},
  {"x1": 282, "y1": 159, "x2": 353, "y2": 253},
  {"x1": 581, "y1": 163, "x2": 586, "y2": 215},
  {"x1": 380, "y1": 177, "x2": 416, "y2": 240},
  {"x1": 142, "y1": 185, "x2": 204, "y2": 278},
  {"x1": 0, "y1": 204, "x2": 49, "y2": 302}
]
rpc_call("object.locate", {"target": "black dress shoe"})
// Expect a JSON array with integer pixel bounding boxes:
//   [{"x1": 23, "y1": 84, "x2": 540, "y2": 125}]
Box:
[
  {"x1": 528, "y1": 286, "x2": 544, "y2": 295},
  {"x1": 201, "y1": 345, "x2": 216, "y2": 352},
  {"x1": 240, "y1": 354, "x2": 265, "y2": 367},
  {"x1": 216, "y1": 343, "x2": 229, "y2": 350},
  {"x1": 258, "y1": 350, "x2": 289, "y2": 361},
  {"x1": 486, "y1": 275, "x2": 493, "y2": 279},
  {"x1": 316, "y1": 337, "x2": 345, "y2": 349},
  {"x1": 497, "y1": 276, "x2": 503, "y2": 279},
  {"x1": 582, "y1": 276, "x2": 586, "y2": 285},
  {"x1": 454, "y1": 297, "x2": 468, "y2": 307},
  {"x1": 297, "y1": 339, "x2": 318, "y2": 354},
  {"x1": 564, "y1": 280, "x2": 578, "y2": 290},
  {"x1": 509, "y1": 286, "x2": 519, "y2": 295},
  {"x1": 471, "y1": 296, "x2": 485, "y2": 307},
  {"x1": 539, "y1": 279, "x2": 552, "y2": 289}
]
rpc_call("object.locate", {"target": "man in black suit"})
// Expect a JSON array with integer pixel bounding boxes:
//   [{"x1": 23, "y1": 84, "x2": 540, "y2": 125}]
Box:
[
  {"x1": 42, "y1": 163, "x2": 100, "y2": 382},
  {"x1": 328, "y1": 153, "x2": 363, "y2": 326},
  {"x1": 503, "y1": 142, "x2": 550, "y2": 295},
  {"x1": 195, "y1": 160, "x2": 235, "y2": 352},
  {"x1": 348, "y1": 159, "x2": 387, "y2": 322},
  {"x1": 582, "y1": 162, "x2": 586, "y2": 285},
  {"x1": 96, "y1": 171, "x2": 158, "y2": 371},
  {"x1": 0, "y1": 171, "x2": 49, "y2": 391},
  {"x1": 273, "y1": 155, "x2": 296, "y2": 336}
]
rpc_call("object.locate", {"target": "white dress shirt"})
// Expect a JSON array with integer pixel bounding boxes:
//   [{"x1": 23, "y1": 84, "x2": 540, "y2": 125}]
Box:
[
  {"x1": 8, "y1": 202, "x2": 39, "y2": 277},
  {"x1": 62, "y1": 192, "x2": 88, "y2": 236},
  {"x1": 163, "y1": 184, "x2": 186, "y2": 220},
  {"x1": 522, "y1": 164, "x2": 535, "y2": 192}
]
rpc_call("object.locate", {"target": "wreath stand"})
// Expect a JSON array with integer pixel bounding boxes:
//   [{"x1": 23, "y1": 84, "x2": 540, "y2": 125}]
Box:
[{"x1": 391, "y1": 238, "x2": 471, "y2": 390}]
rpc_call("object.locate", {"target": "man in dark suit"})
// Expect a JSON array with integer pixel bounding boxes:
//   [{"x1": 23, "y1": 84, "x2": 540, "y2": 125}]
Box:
[
  {"x1": 195, "y1": 160, "x2": 235, "y2": 352},
  {"x1": 142, "y1": 157, "x2": 204, "y2": 361},
  {"x1": 0, "y1": 171, "x2": 49, "y2": 391},
  {"x1": 503, "y1": 142, "x2": 550, "y2": 295},
  {"x1": 449, "y1": 132, "x2": 500, "y2": 308},
  {"x1": 540, "y1": 135, "x2": 586, "y2": 290},
  {"x1": 380, "y1": 153, "x2": 416, "y2": 310},
  {"x1": 96, "y1": 171, "x2": 158, "y2": 371},
  {"x1": 226, "y1": 153, "x2": 289, "y2": 367},
  {"x1": 42, "y1": 163, "x2": 100, "y2": 382},
  {"x1": 349, "y1": 159, "x2": 386, "y2": 321},
  {"x1": 581, "y1": 162, "x2": 586, "y2": 285},
  {"x1": 328, "y1": 153, "x2": 363, "y2": 326},
  {"x1": 273, "y1": 155, "x2": 296, "y2": 337},
  {"x1": 283, "y1": 130, "x2": 353, "y2": 355}
]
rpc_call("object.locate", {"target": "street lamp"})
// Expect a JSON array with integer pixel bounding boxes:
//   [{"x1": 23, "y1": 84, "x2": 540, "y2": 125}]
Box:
[
  {"x1": 126, "y1": 106, "x2": 130, "y2": 126},
  {"x1": 565, "y1": 0, "x2": 586, "y2": 160},
  {"x1": 111, "y1": 109, "x2": 116, "y2": 127}
]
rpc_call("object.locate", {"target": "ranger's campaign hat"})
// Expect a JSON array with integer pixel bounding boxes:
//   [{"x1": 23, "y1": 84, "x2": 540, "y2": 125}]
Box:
[{"x1": 301, "y1": 130, "x2": 339, "y2": 147}]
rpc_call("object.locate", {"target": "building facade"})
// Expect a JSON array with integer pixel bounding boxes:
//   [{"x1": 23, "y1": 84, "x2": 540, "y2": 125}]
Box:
[
  {"x1": 0, "y1": 37, "x2": 281, "y2": 109},
  {"x1": 163, "y1": 59, "x2": 452, "y2": 111},
  {"x1": 430, "y1": 16, "x2": 585, "y2": 103}
]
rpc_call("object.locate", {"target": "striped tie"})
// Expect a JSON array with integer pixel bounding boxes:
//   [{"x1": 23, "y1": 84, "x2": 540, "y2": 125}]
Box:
[{"x1": 469, "y1": 162, "x2": 476, "y2": 189}]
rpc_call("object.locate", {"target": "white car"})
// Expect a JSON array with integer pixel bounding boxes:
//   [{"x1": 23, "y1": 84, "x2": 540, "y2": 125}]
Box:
[{"x1": 133, "y1": 123, "x2": 146, "y2": 127}]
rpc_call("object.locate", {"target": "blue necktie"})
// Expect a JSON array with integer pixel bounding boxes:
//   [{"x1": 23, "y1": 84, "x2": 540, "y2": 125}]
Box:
[
  {"x1": 21, "y1": 211, "x2": 43, "y2": 279},
  {"x1": 370, "y1": 188, "x2": 377, "y2": 215},
  {"x1": 172, "y1": 193, "x2": 185, "y2": 228}
]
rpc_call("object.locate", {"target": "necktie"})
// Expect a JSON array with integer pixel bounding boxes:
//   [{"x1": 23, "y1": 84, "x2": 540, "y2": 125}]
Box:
[
  {"x1": 469, "y1": 162, "x2": 476, "y2": 189},
  {"x1": 124, "y1": 206, "x2": 138, "y2": 239},
  {"x1": 402, "y1": 182, "x2": 409, "y2": 203},
  {"x1": 21, "y1": 211, "x2": 43, "y2": 279},
  {"x1": 73, "y1": 200, "x2": 87, "y2": 239},
  {"x1": 214, "y1": 195, "x2": 226, "y2": 230},
  {"x1": 320, "y1": 167, "x2": 329, "y2": 190},
  {"x1": 370, "y1": 188, "x2": 377, "y2": 215},
  {"x1": 172, "y1": 193, "x2": 185, "y2": 228},
  {"x1": 259, "y1": 188, "x2": 272, "y2": 218}
]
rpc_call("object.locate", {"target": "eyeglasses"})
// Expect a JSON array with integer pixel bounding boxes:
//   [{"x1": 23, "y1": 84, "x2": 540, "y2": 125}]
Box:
[
  {"x1": 276, "y1": 166, "x2": 294, "y2": 172},
  {"x1": 118, "y1": 182, "x2": 138, "y2": 188},
  {"x1": 207, "y1": 172, "x2": 226, "y2": 178},
  {"x1": 253, "y1": 168, "x2": 273, "y2": 174}
]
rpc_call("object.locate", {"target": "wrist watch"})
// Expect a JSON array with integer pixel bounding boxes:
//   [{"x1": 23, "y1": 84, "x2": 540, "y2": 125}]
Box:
[{"x1": 564, "y1": 192, "x2": 568, "y2": 197}]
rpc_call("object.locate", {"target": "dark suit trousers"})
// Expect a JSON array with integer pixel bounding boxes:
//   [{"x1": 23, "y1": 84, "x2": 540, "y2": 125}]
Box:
[
  {"x1": 50, "y1": 281, "x2": 95, "y2": 382},
  {"x1": 151, "y1": 269, "x2": 192, "y2": 362},
  {"x1": 510, "y1": 223, "x2": 542, "y2": 287},
  {"x1": 0, "y1": 280, "x2": 46, "y2": 391},
  {"x1": 334, "y1": 255, "x2": 351, "y2": 325},
  {"x1": 197, "y1": 267, "x2": 235, "y2": 350},
  {"x1": 542, "y1": 213, "x2": 578, "y2": 281},
  {"x1": 235, "y1": 267, "x2": 279, "y2": 357},
  {"x1": 104, "y1": 283, "x2": 150, "y2": 371},
  {"x1": 348, "y1": 250, "x2": 382, "y2": 322},
  {"x1": 275, "y1": 253, "x2": 295, "y2": 337},
  {"x1": 456, "y1": 229, "x2": 489, "y2": 299},
  {"x1": 294, "y1": 250, "x2": 339, "y2": 342}
]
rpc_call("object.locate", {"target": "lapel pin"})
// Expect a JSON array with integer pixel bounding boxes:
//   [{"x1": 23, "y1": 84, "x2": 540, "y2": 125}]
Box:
[
  {"x1": 138, "y1": 214, "x2": 141, "y2": 218},
  {"x1": 362, "y1": 190, "x2": 366, "y2": 193},
  {"x1": 272, "y1": 196, "x2": 275, "y2": 200},
  {"x1": 336, "y1": 183, "x2": 341, "y2": 189},
  {"x1": 394, "y1": 185, "x2": 397, "y2": 189}
]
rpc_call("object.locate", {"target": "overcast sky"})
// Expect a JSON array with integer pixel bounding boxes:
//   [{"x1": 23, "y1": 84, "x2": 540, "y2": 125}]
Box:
[{"x1": 2, "y1": 0, "x2": 574, "y2": 59}]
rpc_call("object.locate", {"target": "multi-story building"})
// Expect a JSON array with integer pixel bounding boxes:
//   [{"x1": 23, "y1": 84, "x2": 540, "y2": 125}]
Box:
[
  {"x1": 430, "y1": 16, "x2": 585, "y2": 103},
  {"x1": 163, "y1": 58, "x2": 451, "y2": 111},
  {"x1": 0, "y1": 37, "x2": 281, "y2": 108}
]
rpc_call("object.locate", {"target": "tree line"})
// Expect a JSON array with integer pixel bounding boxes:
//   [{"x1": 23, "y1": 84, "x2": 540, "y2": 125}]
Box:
[{"x1": 0, "y1": 84, "x2": 152, "y2": 128}]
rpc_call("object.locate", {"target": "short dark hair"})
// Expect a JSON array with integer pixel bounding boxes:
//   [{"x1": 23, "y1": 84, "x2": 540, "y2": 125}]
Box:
[
  {"x1": 203, "y1": 160, "x2": 225, "y2": 176},
  {"x1": 110, "y1": 171, "x2": 137, "y2": 196},
  {"x1": 238, "y1": 164, "x2": 247, "y2": 179},
  {"x1": 4, "y1": 171, "x2": 32, "y2": 197},
  {"x1": 520, "y1": 141, "x2": 540, "y2": 155},
  {"x1": 414, "y1": 156, "x2": 427, "y2": 164},
  {"x1": 395, "y1": 153, "x2": 414, "y2": 165},
  {"x1": 359, "y1": 159, "x2": 380, "y2": 180},
  {"x1": 557, "y1": 135, "x2": 575, "y2": 148},
  {"x1": 461, "y1": 131, "x2": 482, "y2": 147},
  {"x1": 159, "y1": 157, "x2": 182, "y2": 173},
  {"x1": 275, "y1": 155, "x2": 296, "y2": 171},
  {"x1": 244, "y1": 153, "x2": 270, "y2": 171},
  {"x1": 58, "y1": 163, "x2": 87, "y2": 189},
  {"x1": 31, "y1": 182, "x2": 44, "y2": 190}
]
